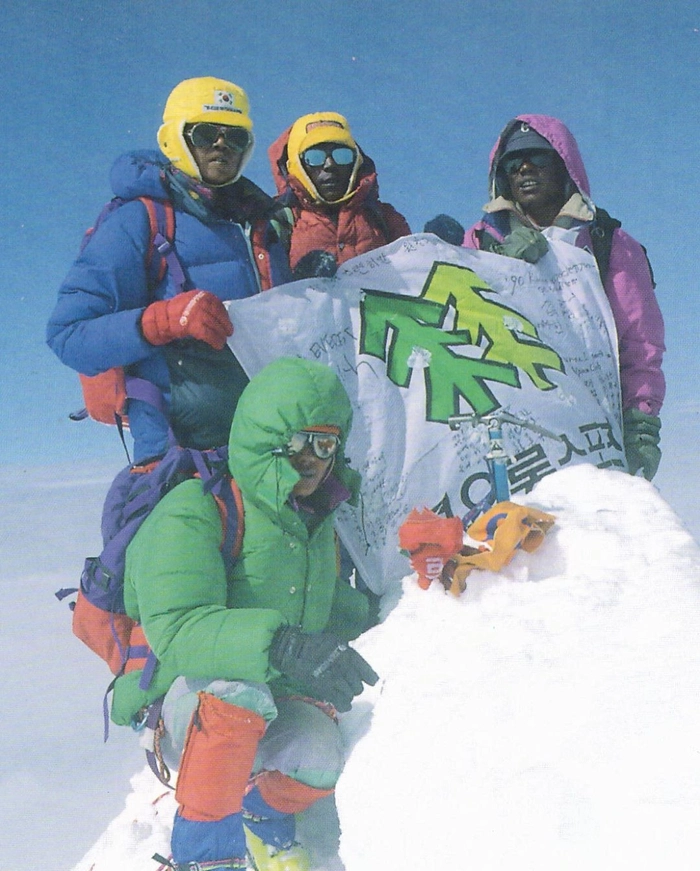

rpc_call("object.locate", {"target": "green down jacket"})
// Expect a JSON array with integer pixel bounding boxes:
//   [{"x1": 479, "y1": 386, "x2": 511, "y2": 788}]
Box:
[{"x1": 111, "y1": 357, "x2": 370, "y2": 726}]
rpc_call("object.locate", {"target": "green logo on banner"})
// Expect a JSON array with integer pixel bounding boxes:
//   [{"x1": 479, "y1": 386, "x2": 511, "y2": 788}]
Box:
[{"x1": 359, "y1": 262, "x2": 564, "y2": 423}]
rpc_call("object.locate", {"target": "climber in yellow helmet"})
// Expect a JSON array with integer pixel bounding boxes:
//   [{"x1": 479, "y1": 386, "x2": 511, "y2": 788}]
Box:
[{"x1": 48, "y1": 77, "x2": 293, "y2": 464}]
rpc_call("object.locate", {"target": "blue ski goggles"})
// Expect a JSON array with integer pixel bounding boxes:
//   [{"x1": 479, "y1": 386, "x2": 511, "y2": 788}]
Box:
[
  {"x1": 286, "y1": 431, "x2": 340, "y2": 460},
  {"x1": 185, "y1": 123, "x2": 252, "y2": 151},
  {"x1": 301, "y1": 146, "x2": 356, "y2": 167},
  {"x1": 500, "y1": 150, "x2": 556, "y2": 176}
]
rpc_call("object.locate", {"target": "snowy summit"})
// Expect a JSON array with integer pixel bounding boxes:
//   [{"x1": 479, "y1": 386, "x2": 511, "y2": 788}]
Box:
[{"x1": 72, "y1": 463, "x2": 700, "y2": 871}]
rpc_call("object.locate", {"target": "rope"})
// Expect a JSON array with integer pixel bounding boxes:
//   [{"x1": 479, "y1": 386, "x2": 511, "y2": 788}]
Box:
[{"x1": 153, "y1": 715, "x2": 172, "y2": 785}]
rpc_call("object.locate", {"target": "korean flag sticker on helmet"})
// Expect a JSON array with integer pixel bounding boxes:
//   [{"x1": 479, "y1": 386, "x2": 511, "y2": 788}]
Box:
[{"x1": 204, "y1": 90, "x2": 242, "y2": 114}]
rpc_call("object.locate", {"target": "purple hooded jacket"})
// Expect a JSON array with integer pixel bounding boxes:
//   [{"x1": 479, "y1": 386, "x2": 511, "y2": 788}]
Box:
[{"x1": 464, "y1": 114, "x2": 665, "y2": 416}]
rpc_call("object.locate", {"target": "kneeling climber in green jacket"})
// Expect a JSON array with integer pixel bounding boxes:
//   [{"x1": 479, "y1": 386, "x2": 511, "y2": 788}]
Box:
[{"x1": 114, "y1": 356, "x2": 379, "y2": 871}]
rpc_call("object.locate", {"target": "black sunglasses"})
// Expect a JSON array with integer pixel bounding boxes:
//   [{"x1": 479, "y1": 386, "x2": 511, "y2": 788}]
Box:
[
  {"x1": 302, "y1": 146, "x2": 356, "y2": 168},
  {"x1": 501, "y1": 150, "x2": 557, "y2": 176},
  {"x1": 186, "y1": 123, "x2": 251, "y2": 151}
]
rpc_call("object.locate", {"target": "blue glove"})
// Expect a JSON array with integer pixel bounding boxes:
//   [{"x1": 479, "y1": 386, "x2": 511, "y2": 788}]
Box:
[
  {"x1": 423, "y1": 214, "x2": 465, "y2": 246},
  {"x1": 623, "y1": 408, "x2": 661, "y2": 480},
  {"x1": 269, "y1": 626, "x2": 379, "y2": 712}
]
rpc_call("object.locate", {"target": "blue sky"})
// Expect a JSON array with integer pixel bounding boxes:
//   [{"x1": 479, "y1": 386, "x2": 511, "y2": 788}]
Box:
[{"x1": 2, "y1": 0, "x2": 699, "y2": 527}]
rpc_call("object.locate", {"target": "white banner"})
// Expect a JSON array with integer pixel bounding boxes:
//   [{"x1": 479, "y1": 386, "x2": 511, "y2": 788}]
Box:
[{"x1": 228, "y1": 232, "x2": 624, "y2": 593}]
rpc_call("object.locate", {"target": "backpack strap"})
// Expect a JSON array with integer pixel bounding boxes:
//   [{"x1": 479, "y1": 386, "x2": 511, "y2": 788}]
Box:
[
  {"x1": 211, "y1": 477, "x2": 245, "y2": 571},
  {"x1": 196, "y1": 447, "x2": 245, "y2": 571},
  {"x1": 137, "y1": 197, "x2": 185, "y2": 293},
  {"x1": 589, "y1": 207, "x2": 621, "y2": 287},
  {"x1": 123, "y1": 375, "x2": 169, "y2": 416},
  {"x1": 80, "y1": 196, "x2": 179, "y2": 293},
  {"x1": 79, "y1": 197, "x2": 128, "y2": 254},
  {"x1": 127, "y1": 198, "x2": 182, "y2": 447}
]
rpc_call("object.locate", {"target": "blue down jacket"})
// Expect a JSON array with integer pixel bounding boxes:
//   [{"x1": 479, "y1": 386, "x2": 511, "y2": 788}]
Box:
[{"x1": 47, "y1": 150, "x2": 291, "y2": 461}]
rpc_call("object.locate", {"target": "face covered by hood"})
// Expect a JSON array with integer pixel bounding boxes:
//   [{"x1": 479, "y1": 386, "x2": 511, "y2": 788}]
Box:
[
  {"x1": 228, "y1": 357, "x2": 360, "y2": 519},
  {"x1": 487, "y1": 114, "x2": 594, "y2": 211}
]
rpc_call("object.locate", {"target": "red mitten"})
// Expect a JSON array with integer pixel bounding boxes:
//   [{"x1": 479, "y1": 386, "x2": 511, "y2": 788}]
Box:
[
  {"x1": 141, "y1": 290, "x2": 233, "y2": 349},
  {"x1": 398, "y1": 508, "x2": 464, "y2": 590}
]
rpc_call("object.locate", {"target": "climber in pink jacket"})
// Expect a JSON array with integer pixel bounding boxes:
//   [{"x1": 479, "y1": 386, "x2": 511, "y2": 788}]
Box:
[{"x1": 429, "y1": 114, "x2": 665, "y2": 479}]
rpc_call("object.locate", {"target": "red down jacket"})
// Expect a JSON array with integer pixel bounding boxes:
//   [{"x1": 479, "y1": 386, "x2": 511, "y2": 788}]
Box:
[{"x1": 268, "y1": 125, "x2": 411, "y2": 270}]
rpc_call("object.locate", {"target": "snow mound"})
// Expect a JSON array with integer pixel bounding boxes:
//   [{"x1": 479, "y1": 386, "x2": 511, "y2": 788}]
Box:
[
  {"x1": 71, "y1": 465, "x2": 700, "y2": 870},
  {"x1": 339, "y1": 465, "x2": 700, "y2": 871}
]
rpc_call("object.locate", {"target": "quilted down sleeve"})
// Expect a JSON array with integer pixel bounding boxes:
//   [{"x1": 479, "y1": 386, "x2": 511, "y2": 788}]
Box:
[
  {"x1": 124, "y1": 480, "x2": 285, "y2": 685},
  {"x1": 46, "y1": 200, "x2": 160, "y2": 375},
  {"x1": 604, "y1": 229, "x2": 665, "y2": 415}
]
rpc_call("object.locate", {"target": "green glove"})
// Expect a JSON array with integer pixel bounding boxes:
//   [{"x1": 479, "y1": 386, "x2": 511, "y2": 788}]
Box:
[
  {"x1": 493, "y1": 225, "x2": 549, "y2": 263},
  {"x1": 623, "y1": 408, "x2": 661, "y2": 480}
]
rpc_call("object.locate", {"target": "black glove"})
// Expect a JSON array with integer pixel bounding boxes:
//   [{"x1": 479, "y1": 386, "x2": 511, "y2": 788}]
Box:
[
  {"x1": 269, "y1": 626, "x2": 379, "y2": 712},
  {"x1": 292, "y1": 250, "x2": 338, "y2": 280},
  {"x1": 423, "y1": 214, "x2": 465, "y2": 246}
]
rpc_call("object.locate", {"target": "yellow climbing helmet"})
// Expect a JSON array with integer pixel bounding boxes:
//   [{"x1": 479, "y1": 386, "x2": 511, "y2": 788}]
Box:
[
  {"x1": 157, "y1": 76, "x2": 254, "y2": 180},
  {"x1": 286, "y1": 111, "x2": 362, "y2": 204}
]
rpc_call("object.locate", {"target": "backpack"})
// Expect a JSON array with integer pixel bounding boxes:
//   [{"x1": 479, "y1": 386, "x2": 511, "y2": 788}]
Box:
[
  {"x1": 69, "y1": 196, "x2": 185, "y2": 440},
  {"x1": 56, "y1": 444, "x2": 244, "y2": 690}
]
